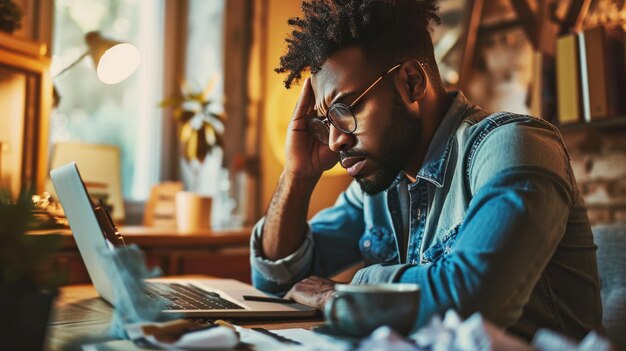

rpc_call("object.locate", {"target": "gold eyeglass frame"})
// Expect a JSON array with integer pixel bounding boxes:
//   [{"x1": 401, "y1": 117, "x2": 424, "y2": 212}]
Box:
[{"x1": 307, "y1": 63, "x2": 402, "y2": 145}]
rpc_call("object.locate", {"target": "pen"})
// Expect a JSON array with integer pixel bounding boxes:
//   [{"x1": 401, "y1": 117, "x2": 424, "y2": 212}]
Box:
[
  {"x1": 242, "y1": 295, "x2": 296, "y2": 304},
  {"x1": 252, "y1": 328, "x2": 302, "y2": 345}
]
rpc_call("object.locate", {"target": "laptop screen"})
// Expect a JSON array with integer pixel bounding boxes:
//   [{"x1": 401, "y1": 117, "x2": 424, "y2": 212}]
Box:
[{"x1": 50, "y1": 162, "x2": 117, "y2": 304}]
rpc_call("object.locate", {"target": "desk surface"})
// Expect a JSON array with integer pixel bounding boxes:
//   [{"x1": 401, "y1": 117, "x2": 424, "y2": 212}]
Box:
[{"x1": 46, "y1": 282, "x2": 323, "y2": 350}]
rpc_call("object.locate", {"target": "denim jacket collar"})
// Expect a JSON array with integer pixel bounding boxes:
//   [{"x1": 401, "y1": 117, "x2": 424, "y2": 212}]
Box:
[{"x1": 413, "y1": 91, "x2": 472, "y2": 188}]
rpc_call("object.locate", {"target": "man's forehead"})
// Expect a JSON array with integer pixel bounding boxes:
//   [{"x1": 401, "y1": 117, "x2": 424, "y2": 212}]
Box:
[{"x1": 311, "y1": 47, "x2": 376, "y2": 106}]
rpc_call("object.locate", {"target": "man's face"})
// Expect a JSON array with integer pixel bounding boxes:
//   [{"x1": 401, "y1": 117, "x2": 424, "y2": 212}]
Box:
[{"x1": 311, "y1": 47, "x2": 422, "y2": 195}]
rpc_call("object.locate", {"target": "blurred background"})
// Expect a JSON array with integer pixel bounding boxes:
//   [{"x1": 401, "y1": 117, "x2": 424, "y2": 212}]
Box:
[{"x1": 2, "y1": 0, "x2": 626, "y2": 272}]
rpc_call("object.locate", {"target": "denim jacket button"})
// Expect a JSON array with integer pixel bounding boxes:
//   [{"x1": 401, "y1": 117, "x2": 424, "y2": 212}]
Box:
[{"x1": 363, "y1": 239, "x2": 372, "y2": 248}]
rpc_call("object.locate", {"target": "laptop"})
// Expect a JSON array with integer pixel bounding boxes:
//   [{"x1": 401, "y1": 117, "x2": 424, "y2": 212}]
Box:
[{"x1": 50, "y1": 162, "x2": 317, "y2": 318}]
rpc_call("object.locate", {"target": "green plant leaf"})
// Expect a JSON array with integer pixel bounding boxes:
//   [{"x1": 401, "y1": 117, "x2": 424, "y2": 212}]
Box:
[
  {"x1": 0, "y1": 190, "x2": 64, "y2": 291},
  {"x1": 158, "y1": 77, "x2": 226, "y2": 162}
]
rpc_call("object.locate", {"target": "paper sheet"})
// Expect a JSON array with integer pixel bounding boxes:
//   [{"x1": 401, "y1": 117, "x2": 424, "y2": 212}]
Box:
[{"x1": 272, "y1": 328, "x2": 349, "y2": 349}]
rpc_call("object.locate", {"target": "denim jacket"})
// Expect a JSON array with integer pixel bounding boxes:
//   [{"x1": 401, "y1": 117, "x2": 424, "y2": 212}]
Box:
[{"x1": 250, "y1": 92, "x2": 603, "y2": 340}]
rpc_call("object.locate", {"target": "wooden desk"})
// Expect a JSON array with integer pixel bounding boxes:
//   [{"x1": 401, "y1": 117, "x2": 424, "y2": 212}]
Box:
[
  {"x1": 37, "y1": 226, "x2": 253, "y2": 284},
  {"x1": 46, "y1": 283, "x2": 323, "y2": 350}
]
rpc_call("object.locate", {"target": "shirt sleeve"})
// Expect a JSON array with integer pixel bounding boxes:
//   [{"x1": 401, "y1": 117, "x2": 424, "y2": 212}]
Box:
[
  {"x1": 250, "y1": 217, "x2": 315, "y2": 285},
  {"x1": 351, "y1": 262, "x2": 413, "y2": 284},
  {"x1": 250, "y1": 180, "x2": 367, "y2": 294},
  {"x1": 398, "y1": 121, "x2": 575, "y2": 329}
]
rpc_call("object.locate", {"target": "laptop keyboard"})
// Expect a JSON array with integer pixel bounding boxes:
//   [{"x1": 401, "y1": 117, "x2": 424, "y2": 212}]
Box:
[{"x1": 146, "y1": 282, "x2": 245, "y2": 310}]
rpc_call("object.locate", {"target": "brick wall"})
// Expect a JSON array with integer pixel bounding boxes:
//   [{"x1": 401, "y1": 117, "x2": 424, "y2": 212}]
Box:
[{"x1": 563, "y1": 129, "x2": 626, "y2": 224}]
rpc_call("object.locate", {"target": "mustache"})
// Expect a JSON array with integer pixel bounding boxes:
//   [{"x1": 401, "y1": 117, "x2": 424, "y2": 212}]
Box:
[{"x1": 339, "y1": 149, "x2": 368, "y2": 166}]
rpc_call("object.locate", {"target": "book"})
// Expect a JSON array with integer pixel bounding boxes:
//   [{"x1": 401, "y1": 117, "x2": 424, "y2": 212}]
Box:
[
  {"x1": 581, "y1": 26, "x2": 626, "y2": 121},
  {"x1": 530, "y1": 51, "x2": 543, "y2": 118},
  {"x1": 556, "y1": 33, "x2": 583, "y2": 124},
  {"x1": 577, "y1": 32, "x2": 591, "y2": 122},
  {"x1": 530, "y1": 51, "x2": 556, "y2": 122}
]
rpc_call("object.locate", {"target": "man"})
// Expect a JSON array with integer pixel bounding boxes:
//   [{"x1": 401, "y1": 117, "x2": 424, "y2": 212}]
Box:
[{"x1": 250, "y1": 0, "x2": 603, "y2": 341}]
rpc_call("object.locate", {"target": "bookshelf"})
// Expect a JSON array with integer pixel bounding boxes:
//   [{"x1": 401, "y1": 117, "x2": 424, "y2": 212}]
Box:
[
  {"x1": 513, "y1": 0, "x2": 626, "y2": 131},
  {"x1": 0, "y1": 32, "x2": 51, "y2": 196},
  {"x1": 464, "y1": 1, "x2": 626, "y2": 134},
  {"x1": 559, "y1": 117, "x2": 626, "y2": 132}
]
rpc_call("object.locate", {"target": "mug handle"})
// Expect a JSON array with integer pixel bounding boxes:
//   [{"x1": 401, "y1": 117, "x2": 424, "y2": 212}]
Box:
[
  {"x1": 325, "y1": 294, "x2": 366, "y2": 335},
  {"x1": 324, "y1": 294, "x2": 347, "y2": 330}
]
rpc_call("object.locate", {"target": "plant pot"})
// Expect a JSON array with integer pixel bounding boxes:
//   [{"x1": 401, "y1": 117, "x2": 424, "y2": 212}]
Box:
[
  {"x1": 0, "y1": 289, "x2": 56, "y2": 351},
  {"x1": 175, "y1": 191, "x2": 212, "y2": 233}
]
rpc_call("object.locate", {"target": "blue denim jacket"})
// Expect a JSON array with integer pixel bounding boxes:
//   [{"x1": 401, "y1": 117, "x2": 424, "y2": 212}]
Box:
[{"x1": 250, "y1": 92, "x2": 603, "y2": 340}]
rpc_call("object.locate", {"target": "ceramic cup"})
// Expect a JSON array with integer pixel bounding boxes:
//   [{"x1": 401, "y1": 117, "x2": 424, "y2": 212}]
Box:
[
  {"x1": 324, "y1": 283, "x2": 420, "y2": 337},
  {"x1": 175, "y1": 191, "x2": 212, "y2": 233}
]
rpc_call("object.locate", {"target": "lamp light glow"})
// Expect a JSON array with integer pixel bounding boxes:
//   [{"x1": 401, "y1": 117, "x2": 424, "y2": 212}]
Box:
[
  {"x1": 97, "y1": 43, "x2": 141, "y2": 84},
  {"x1": 52, "y1": 31, "x2": 141, "y2": 107}
]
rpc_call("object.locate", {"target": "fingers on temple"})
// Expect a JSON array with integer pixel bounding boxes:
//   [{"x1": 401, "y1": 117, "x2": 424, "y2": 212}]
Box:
[{"x1": 292, "y1": 78, "x2": 314, "y2": 120}]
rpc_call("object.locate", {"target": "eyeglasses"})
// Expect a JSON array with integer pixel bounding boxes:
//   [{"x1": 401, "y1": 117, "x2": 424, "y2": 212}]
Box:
[{"x1": 307, "y1": 63, "x2": 402, "y2": 145}]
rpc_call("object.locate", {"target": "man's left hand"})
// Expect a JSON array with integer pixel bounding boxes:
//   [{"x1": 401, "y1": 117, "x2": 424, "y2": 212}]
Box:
[{"x1": 285, "y1": 276, "x2": 336, "y2": 310}]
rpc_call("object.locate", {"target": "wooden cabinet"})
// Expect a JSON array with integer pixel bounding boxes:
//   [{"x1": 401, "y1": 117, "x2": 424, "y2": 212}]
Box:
[
  {"x1": 45, "y1": 226, "x2": 253, "y2": 284},
  {"x1": 0, "y1": 32, "x2": 51, "y2": 195}
]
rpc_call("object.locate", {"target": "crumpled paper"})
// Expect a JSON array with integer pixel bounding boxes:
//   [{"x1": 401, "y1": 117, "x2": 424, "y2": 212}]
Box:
[
  {"x1": 357, "y1": 327, "x2": 419, "y2": 351},
  {"x1": 125, "y1": 320, "x2": 239, "y2": 350},
  {"x1": 532, "y1": 329, "x2": 616, "y2": 351},
  {"x1": 405, "y1": 310, "x2": 530, "y2": 351},
  {"x1": 365, "y1": 309, "x2": 614, "y2": 351}
]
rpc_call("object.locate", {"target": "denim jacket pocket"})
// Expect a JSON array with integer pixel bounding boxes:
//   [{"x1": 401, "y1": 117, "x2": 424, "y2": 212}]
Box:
[
  {"x1": 359, "y1": 226, "x2": 399, "y2": 264},
  {"x1": 422, "y1": 223, "x2": 462, "y2": 264}
]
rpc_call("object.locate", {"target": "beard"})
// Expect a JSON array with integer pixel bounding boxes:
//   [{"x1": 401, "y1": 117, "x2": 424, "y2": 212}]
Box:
[{"x1": 350, "y1": 93, "x2": 422, "y2": 195}]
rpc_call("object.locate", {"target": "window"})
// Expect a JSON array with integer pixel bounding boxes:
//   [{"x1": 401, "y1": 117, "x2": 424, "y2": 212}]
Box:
[
  {"x1": 49, "y1": 0, "x2": 245, "y2": 226},
  {"x1": 179, "y1": 0, "x2": 226, "y2": 197},
  {"x1": 51, "y1": 0, "x2": 165, "y2": 200}
]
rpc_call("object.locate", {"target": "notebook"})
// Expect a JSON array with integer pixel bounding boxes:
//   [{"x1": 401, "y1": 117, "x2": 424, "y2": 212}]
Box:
[{"x1": 50, "y1": 162, "x2": 316, "y2": 318}]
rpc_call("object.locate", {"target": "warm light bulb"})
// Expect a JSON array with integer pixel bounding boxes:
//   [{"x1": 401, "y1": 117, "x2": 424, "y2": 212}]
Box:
[{"x1": 96, "y1": 43, "x2": 141, "y2": 84}]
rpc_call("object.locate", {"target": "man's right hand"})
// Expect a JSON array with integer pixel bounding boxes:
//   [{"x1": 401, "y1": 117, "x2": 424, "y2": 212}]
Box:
[
  {"x1": 285, "y1": 276, "x2": 336, "y2": 310},
  {"x1": 284, "y1": 77, "x2": 338, "y2": 180},
  {"x1": 261, "y1": 78, "x2": 337, "y2": 260}
]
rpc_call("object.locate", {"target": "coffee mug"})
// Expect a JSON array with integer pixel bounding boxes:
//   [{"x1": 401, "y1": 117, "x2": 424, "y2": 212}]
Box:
[{"x1": 324, "y1": 283, "x2": 420, "y2": 337}]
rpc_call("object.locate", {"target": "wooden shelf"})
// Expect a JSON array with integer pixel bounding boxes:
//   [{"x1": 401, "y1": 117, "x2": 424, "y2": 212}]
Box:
[
  {"x1": 30, "y1": 225, "x2": 253, "y2": 250},
  {"x1": 558, "y1": 117, "x2": 626, "y2": 132},
  {"x1": 0, "y1": 31, "x2": 47, "y2": 57},
  {"x1": 31, "y1": 226, "x2": 254, "y2": 285}
]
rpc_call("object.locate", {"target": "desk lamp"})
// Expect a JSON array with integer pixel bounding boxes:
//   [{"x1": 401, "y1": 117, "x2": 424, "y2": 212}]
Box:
[
  {"x1": 54, "y1": 31, "x2": 141, "y2": 84},
  {"x1": 53, "y1": 31, "x2": 140, "y2": 106}
]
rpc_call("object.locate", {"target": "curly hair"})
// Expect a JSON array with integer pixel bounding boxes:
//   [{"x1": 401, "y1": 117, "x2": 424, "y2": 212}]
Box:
[{"x1": 276, "y1": 0, "x2": 441, "y2": 88}]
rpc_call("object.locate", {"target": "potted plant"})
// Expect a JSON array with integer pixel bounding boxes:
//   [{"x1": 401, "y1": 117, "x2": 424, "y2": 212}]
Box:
[
  {"x1": 160, "y1": 80, "x2": 231, "y2": 229},
  {"x1": 159, "y1": 79, "x2": 226, "y2": 166},
  {"x1": 0, "y1": 190, "x2": 63, "y2": 350},
  {"x1": 160, "y1": 79, "x2": 226, "y2": 192}
]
